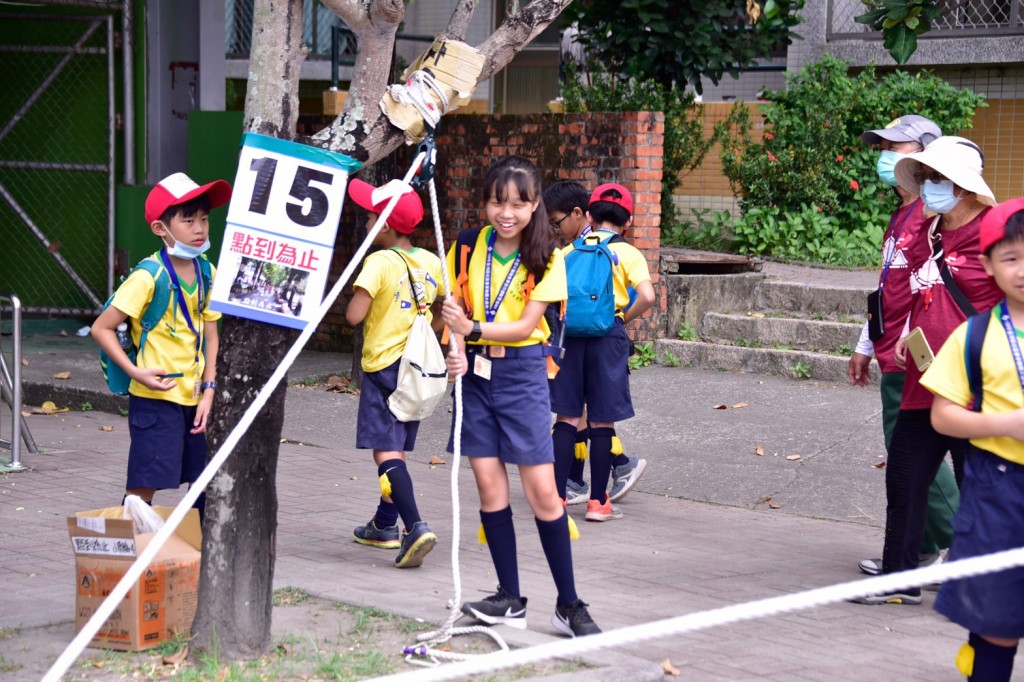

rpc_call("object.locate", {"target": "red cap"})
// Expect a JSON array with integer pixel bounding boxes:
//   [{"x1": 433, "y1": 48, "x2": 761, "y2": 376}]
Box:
[
  {"x1": 588, "y1": 183, "x2": 633, "y2": 215},
  {"x1": 979, "y1": 198, "x2": 1024, "y2": 255},
  {"x1": 145, "y1": 172, "x2": 232, "y2": 224},
  {"x1": 347, "y1": 178, "x2": 424, "y2": 235}
]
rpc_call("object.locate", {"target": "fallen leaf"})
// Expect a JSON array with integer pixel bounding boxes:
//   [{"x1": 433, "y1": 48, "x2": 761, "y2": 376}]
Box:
[
  {"x1": 872, "y1": 461, "x2": 887, "y2": 469},
  {"x1": 755, "y1": 444, "x2": 765, "y2": 456},
  {"x1": 51, "y1": 371, "x2": 71, "y2": 380},
  {"x1": 163, "y1": 645, "x2": 189, "y2": 666},
  {"x1": 712, "y1": 404, "x2": 728, "y2": 410},
  {"x1": 98, "y1": 425, "x2": 115, "y2": 432},
  {"x1": 21, "y1": 411, "x2": 31, "y2": 417},
  {"x1": 661, "y1": 659, "x2": 681, "y2": 676},
  {"x1": 32, "y1": 401, "x2": 69, "y2": 415},
  {"x1": 763, "y1": 496, "x2": 782, "y2": 509},
  {"x1": 786, "y1": 454, "x2": 801, "y2": 461},
  {"x1": 325, "y1": 375, "x2": 357, "y2": 393},
  {"x1": 59, "y1": 329, "x2": 68, "y2": 337},
  {"x1": 733, "y1": 402, "x2": 748, "y2": 409},
  {"x1": 428, "y1": 455, "x2": 446, "y2": 465},
  {"x1": 21, "y1": 358, "x2": 28, "y2": 366},
  {"x1": 750, "y1": 312, "x2": 765, "y2": 319}
]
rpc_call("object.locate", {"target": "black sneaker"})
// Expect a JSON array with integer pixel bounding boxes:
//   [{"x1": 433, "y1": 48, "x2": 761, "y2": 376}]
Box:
[
  {"x1": 353, "y1": 518, "x2": 400, "y2": 549},
  {"x1": 394, "y1": 521, "x2": 437, "y2": 568},
  {"x1": 849, "y1": 587, "x2": 922, "y2": 605},
  {"x1": 460, "y1": 586, "x2": 528, "y2": 629},
  {"x1": 552, "y1": 599, "x2": 602, "y2": 637}
]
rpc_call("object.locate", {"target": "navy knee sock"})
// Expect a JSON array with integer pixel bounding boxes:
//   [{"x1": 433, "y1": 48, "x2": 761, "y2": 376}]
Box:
[
  {"x1": 552, "y1": 422, "x2": 577, "y2": 501},
  {"x1": 373, "y1": 497, "x2": 399, "y2": 529},
  {"x1": 481, "y1": 506, "x2": 519, "y2": 598},
  {"x1": 968, "y1": 632, "x2": 1018, "y2": 681},
  {"x1": 193, "y1": 492, "x2": 206, "y2": 526},
  {"x1": 588, "y1": 427, "x2": 614, "y2": 502},
  {"x1": 569, "y1": 428, "x2": 587, "y2": 485},
  {"x1": 535, "y1": 512, "x2": 578, "y2": 606},
  {"x1": 379, "y1": 460, "x2": 421, "y2": 530}
]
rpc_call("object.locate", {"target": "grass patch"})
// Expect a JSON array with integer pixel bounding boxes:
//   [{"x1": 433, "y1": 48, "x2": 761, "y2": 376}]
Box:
[{"x1": 273, "y1": 586, "x2": 311, "y2": 606}]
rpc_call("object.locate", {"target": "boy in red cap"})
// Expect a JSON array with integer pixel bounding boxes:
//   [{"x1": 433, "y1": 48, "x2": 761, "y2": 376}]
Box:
[
  {"x1": 920, "y1": 197, "x2": 1024, "y2": 682},
  {"x1": 345, "y1": 178, "x2": 444, "y2": 568},
  {"x1": 549, "y1": 183, "x2": 655, "y2": 521},
  {"x1": 92, "y1": 172, "x2": 232, "y2": 520}
]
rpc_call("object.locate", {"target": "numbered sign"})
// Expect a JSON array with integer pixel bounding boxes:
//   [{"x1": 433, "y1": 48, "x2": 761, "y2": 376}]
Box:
[{"x1": 210, "y1": 133, "x2": 361, "y2": 329}]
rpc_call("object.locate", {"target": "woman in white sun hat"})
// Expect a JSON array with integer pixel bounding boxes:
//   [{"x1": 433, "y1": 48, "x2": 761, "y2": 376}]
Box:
[{"x1": 852, "y1": 136, "x2": 1003, "y2": 606}]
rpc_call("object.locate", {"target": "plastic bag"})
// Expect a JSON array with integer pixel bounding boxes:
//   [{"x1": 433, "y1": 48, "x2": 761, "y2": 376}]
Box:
[{"x1": 122, "y1": 494, "x2": 165, "y2": 534}]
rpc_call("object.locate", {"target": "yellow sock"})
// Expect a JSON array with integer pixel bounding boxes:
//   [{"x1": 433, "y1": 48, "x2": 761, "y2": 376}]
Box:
[
  {"x1": 379, "y1": 473, "x2": 392, "y2": 498},
  {"x1": 955, "y1": 641, "x2": 974, "y2": 677}
]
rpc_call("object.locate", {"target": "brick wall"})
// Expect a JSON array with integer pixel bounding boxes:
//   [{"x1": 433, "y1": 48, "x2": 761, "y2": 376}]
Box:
[
  {"x1": 299, "y1": 111, "x2": 666, "y2": 348},
  {"x1": 432, "y1": 111, "x2": 666, "y2": 342}
]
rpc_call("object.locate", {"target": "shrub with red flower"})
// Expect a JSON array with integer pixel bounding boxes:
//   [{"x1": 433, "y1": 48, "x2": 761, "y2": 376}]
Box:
[
  {"x1": 849, "y1": 180, "x2": 860, "y2": 191},
  {"x1": 767, "y1": 152, "x2": 778, "y2": 162},
  {"x1": 835, "y1": 155, "x2": 844, "y2": 162},
  {"x1": 764, "y1": 132, "x2": 774, "y2": 140}
]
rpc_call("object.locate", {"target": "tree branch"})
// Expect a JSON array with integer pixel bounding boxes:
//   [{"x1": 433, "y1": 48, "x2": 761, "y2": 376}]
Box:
[
  {"x1": 305, "y1": 0, "x2": 572, "y2": 167},
  {"x1": 445, "y1": 0, "x2": 479, "y2": 41}
]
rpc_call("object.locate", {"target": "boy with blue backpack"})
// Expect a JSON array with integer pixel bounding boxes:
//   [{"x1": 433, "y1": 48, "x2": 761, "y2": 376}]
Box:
[
  {"x1": 544, "y1": 181, "x2": 649, "y2": 507},
  {"x1": 92, "y1": 173, "x2": 231, "y2": 521},
  {"x1": 548, "y1": 183, "x2": 655, "y2": 521},
  {"x1": 921, "y1": 197, "x2": 1024, "y2": 682}
]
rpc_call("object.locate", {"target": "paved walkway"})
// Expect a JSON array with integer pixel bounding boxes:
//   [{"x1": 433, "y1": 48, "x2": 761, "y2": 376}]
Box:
[{"x1": 0, "y1": 260, "x2": 1007, "y2": 680}]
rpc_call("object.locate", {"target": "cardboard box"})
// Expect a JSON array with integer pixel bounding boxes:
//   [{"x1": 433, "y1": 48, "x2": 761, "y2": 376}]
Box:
[{"x1": 68, "y1": 506, "x2": 202, "y2": 651}]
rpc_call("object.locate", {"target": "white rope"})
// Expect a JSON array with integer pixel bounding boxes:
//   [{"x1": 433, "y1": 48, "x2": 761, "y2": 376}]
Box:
[
  {"x1": 370, "y1": 544, "x2": 1024, "y2": 682},
  {"x1": 401, "y1": 173, "x2": 512, "y2": 667},
  {"x1": 42, "y1": 151, "x2": 429, "y2": 682},
  {"x1": 387, "y1": 70, "x2": 450, "y2": 130}
]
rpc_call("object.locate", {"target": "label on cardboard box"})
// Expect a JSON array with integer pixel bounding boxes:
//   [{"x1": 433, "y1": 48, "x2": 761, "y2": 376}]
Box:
[{"x1": 71, "y1": 536, "x2": 136, "y2": 556}]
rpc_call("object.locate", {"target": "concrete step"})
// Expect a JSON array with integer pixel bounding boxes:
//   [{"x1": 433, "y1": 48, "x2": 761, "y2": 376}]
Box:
[
  {"x1": 760, "y1": 280, "x2": 872, "y2": 316},
  {"x1": 654, "y1": 338, "x2": 880, "y2": 385},
  {"x1": 701, "y1": 312, "x2": 863, "y2": 352}
]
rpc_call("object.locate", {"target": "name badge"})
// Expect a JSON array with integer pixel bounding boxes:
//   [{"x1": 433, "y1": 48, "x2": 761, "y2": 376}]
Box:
[{"x1": 473, "y1": 354, "x2": 492, "y2": 381}]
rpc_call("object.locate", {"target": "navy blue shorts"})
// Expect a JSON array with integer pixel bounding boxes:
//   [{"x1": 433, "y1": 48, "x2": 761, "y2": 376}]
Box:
[
  {"x1": 447, "y1": 346, "x2": 554, "y2": 465},
  {"x1": 126, "y1": 396, "x2": 207, "y2": 490},
  {"x1": 356, "y1": 360, "x2": 420, "y2": 452},
  {"x1": 935, "y1": 446, "x2": 1024, "y2": 637},
  {"x1": 549, "y1": 319, "x2": 634, "y2": 422}
]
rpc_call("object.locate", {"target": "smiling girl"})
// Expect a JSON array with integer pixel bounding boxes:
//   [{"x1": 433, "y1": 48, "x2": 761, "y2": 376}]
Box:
[{"x1": 441, "y1": 156, "x2": 601, "y2": 638}]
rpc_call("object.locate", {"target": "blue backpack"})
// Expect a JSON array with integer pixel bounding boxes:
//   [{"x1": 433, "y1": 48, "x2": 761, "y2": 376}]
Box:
[
  {"x1": 563, "y1": 232, "x2": 624, "y2": 338},
  {"x1": 99, "y1": 253, "x2": 212, "y2": 395}
]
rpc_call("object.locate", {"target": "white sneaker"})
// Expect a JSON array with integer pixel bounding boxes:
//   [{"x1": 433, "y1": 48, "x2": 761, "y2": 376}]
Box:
[{"x1": 609, "y1": 457, "x2": 647, "y2": 502}]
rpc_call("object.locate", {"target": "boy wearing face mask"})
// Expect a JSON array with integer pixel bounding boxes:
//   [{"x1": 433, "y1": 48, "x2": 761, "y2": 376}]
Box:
[
  {"x1": 92, "y1": 173, "x2": 232, "y2": 520},
  {"x1": 847, "y1": 116, "x2": 962, "y2": 578}
]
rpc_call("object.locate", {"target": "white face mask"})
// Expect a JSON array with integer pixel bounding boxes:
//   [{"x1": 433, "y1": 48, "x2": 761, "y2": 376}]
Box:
[
  {"x1": 920, "y1": 179, "x2": 961, "y2": 214},
  {"x1": 162, "y1": 235, "x2": 211, "y2": 259}
]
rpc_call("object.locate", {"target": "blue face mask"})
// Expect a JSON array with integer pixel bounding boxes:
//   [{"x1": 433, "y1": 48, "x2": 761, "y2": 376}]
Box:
[
  {"x1": 921, "y1": 179, "x2": 961, "y2": 214},
  {"x1": 876, "y1": 150, "x2": 903, "y2": 187},
  {"x1": 163, "y1": 235, "x2": 211, "y2": 259}
]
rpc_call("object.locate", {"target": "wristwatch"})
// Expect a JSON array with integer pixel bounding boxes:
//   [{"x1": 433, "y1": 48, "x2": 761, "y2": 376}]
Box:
[
  {"x1": 466, "y1": 320, "x2": 483, "y2": 342},
  {"x1": 200, "y1": 381, "x2": 217, "y2": 392}
]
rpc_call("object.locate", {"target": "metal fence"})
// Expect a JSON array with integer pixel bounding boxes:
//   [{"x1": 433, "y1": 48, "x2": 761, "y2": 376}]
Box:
[
  {"x1": 226, "y1": 0, "x2": 356, "y2": 60},
  {"x1": 828, "y1": 0, "x2": 1023, "y2": 39},
  {"x1": 0, "y1": 12, "x2": 114, "y2": 316}
]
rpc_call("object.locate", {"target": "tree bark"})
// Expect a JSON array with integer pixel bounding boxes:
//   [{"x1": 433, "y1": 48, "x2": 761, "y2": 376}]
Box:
[{"x1": 190, "y1": 0, "x2": 306, "y2": 660}]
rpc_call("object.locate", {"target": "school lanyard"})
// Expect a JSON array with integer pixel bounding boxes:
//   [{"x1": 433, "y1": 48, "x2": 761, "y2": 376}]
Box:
[
  {"x1": 159, "y1": 249, "x2": 203, "y2": 364},
  {"x1": 483, "y1": 227, "x2": 521, "y2": 323},
  {"x1": 580, "y1": 225, "x2": 592, "y2": 237},
  {"x1": 998, "y1": 300, "x2": 1024, "y2": 391},
  {"x1": 879, "y1": 198, "x2": 919, "y2": 290}
]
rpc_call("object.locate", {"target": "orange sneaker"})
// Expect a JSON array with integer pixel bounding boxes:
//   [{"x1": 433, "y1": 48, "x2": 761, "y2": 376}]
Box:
[{"x1": 584, "y1": 496, "x2": 623, "y2": 522}]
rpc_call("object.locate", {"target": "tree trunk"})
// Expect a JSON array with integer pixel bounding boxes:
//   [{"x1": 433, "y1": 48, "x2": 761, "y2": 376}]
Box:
[{"x1": 190, "y1": 0, "x2": 305, "y2": 660}]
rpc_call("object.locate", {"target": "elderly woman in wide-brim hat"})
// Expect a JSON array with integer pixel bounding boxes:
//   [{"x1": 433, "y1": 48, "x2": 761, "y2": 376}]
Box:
[{"x1": 851, "y1": 135, "x2": 1003, "y2": 605}]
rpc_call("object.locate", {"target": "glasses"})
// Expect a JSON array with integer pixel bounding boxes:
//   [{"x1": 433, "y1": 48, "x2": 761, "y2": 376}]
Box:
[
  {"x1": 550, "y1": 213, "x2": 571, "y2": 231},
  {"x1": 913, "y1": 169, "x2": 947, "y2": 184}
]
